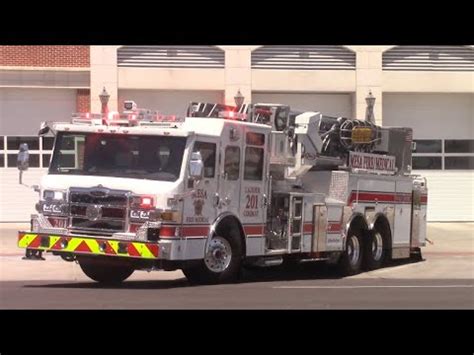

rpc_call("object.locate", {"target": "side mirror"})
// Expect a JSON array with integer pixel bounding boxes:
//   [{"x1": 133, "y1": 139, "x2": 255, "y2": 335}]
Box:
[
  {"x1": 17, "y1": 143, "x2": 29, "y2": 171},
  {"x1": 38, "y1": 122, "x2": 50, "y2": 136},
  {"x1": 189, "y1": 151, "x2": 204, "y2": 180}
]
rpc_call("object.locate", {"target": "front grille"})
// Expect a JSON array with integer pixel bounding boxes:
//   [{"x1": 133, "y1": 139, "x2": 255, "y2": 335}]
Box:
[
  {"x1": 70, "y1": 193, "x2": 127, "y2": 205},
  {"x1": 70, "y1": 205, "x2": 126, "y2": 219},
  {"x1": 70, "y1": 218, "x2": 125, "y2": 235},
  {"x1": 68, "y1": 187, "x2": 130, "y2": 235}
]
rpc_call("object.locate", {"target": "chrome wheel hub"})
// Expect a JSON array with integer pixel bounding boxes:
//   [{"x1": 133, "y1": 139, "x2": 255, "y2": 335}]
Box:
[
  {"x1": 372, "y1": 232, "x2": 383, "y2": 261},
  {"x1": 204, "y1": 236, "x2": 232, "y2": 273},
  {"x1": 348, "y1": 235, "x2": 360, "y2": 266}
]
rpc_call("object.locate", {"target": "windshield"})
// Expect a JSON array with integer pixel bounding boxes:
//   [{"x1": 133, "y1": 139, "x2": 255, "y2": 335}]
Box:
[{"x1": 49, "y1": 132, "x2": 187, "y2": 181}]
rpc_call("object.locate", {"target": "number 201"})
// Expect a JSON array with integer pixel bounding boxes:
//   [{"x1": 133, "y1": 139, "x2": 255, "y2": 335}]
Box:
[{"x1": 246, "y1": 195, "x2": 258, "y2": 209}]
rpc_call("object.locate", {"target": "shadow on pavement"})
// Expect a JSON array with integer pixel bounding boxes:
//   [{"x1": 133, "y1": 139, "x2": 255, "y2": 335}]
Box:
[{"x1": 23, "y1": 258, "x2": 427, "y2": 290}]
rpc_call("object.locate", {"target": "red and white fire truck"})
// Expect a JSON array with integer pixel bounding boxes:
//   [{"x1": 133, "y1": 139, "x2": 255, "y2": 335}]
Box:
[{"x1": 17, "y1": 97, "x2": 428, "y2": 284}]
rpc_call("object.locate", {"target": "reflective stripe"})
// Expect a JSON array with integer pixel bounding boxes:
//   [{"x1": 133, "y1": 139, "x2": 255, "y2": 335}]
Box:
[{"x1": 18, "y1": 232, "x2": 159, "y2": 260}]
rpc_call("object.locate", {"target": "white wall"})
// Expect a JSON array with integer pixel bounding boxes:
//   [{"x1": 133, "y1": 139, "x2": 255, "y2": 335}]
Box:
[
  {"x1": 383, "y1": 93, "x2": 474, "y2": 221},
  {"x1": 252, "y1": 92, "x2": 353, "y2": 117},
  {"x1": 0, "y1": 169, "x2": 46, "y2": 222},
  {"x1": 0, "y1": 88, "x2": 76, "y2": 135},
  {"x1": 118, "y1": 90, "x2": 225, "y2": 117},
  {"x1": 418, "y1": 171, "x2": 474, "y2": 222},
  {"x1": 382, "y1": 93, "x2": 474, "y2": 139}
]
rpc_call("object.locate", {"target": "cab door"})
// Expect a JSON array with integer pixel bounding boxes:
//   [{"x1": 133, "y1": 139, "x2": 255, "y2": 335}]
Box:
[
  {"x1": 239, "y1": 128, "x2": 269, "y2": 236},
  {"x1": 217, "y1": 123, "x2": 243, "y2": 217},
  {"x1": 183, "y1": 139, "x2": 219, "y2": 227}
]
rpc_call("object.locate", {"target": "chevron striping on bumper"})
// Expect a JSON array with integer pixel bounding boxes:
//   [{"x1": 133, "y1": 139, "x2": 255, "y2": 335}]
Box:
[{"x1": 18, "y1": 232, "x2": 159, "y2": 259}]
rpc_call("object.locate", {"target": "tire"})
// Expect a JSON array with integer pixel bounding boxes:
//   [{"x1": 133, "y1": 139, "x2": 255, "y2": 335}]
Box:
[
  {"x1": 363, "y1": 230, "x2": 386, "y2": 270},
  {"x1": 182, "y1": 232, "x2": 242, "y2": 285},
  {"x1": 338, "y1": 229, "x2": 364, "y2": 276},
  {"x1": 78, "y1": 256, "x2": 134, "y2": 284}
]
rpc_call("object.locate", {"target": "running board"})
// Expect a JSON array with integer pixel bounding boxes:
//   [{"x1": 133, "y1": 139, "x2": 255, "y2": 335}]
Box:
[
  {"x1": 298, "y1": 257, "x2": 330, "y2": 263},
  {"x1": 252, "y1": 256, "x2": 284, "y2": 267},
  {"x1": 265, "y1": 249, "x2": 287, "y2": 256}
]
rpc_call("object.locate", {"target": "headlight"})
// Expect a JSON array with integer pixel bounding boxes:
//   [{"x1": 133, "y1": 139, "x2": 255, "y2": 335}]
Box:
[
  {"x1": 130, "y1": 209, "x2": 151, "y2": 220},
  {"x1": 42, "y1": 202, "x2": 68, "y2": 215},
  {"x1": 129, "y1": 209, "x2": 180, "y2": 223},
  {"x1": 44, "y1": 190, "x2": 65, "y2": 201}
]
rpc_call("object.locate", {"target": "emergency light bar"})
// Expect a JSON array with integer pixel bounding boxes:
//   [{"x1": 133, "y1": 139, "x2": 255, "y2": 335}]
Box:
[
  {"x1": 71, "y1": 111, "x2": 183, "y2": 127},
  {"x1": 218, "y1": 111, "x2": 247, "y2": 120}
]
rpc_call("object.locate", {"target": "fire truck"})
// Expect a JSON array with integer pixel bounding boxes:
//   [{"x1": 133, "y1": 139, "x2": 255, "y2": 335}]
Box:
[{"x1": 16, "y1": 97, "x2": 428, "y2": 284}]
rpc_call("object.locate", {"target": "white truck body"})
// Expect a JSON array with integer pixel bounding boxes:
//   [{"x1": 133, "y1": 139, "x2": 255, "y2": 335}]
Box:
[{"x1": 18, "y1": 101, "x2": 428, "y2": 283}]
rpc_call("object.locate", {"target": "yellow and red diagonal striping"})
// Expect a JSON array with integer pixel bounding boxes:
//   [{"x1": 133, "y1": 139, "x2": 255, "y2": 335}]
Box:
[{"x1": 18, "y1": 233, "x2": 159, "y2": 259}]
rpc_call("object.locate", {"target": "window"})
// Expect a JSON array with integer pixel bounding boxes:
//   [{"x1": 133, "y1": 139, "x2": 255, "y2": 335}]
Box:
[
  {"x1": 412, "y1": 156, "x2": 442, "y2": 170},
  {"x1": 1, "y1": 136, "x2": 51, "y2": 169},
  {"x1": 445, "y1": 140, "x2": 474, "y2": 153},
  {"x1": 445, "y1": 157, "x2": 474, "y2": 170},
  {"x1": 412, "y1": 138, "x2": 474, "y2": 170},
  {"x1": 413, "y1": 140, "x2": 441, "y2": 153},
  {"x1": 193, "y1": 141, "x2": 216, "y2": 178},
  {"x1": 224, "y1": 146, "x2": 240, "y2": 180},
  {"x1": 246, "y1": 132, "x2": 265, "y2": 146},
  {"x1": 8, "y1": 154, "x2": 40, "y2": 168},
  {"x1": 42, "y1": 136, "x2": 55, "y2": 150},
  {"x1": 42, "y1": 154, "x2": 52, "y2": 168},
  {"x1": 244, "y1": 147, "x2": 264, "y2": 180},
  {"x1": 49, "y1": 132, "x2": 187, "y2": 181},
  {"x1": 7, "y1": 136, "x2": 39, "y2": 150}
]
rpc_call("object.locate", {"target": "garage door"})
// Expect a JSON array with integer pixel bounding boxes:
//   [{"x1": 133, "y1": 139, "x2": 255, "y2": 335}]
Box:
[
  {"x1": 0, "y1": 88, "x2": 76, "y2": 222},
  {"x1": 252, "y1": 92, "x2": 353, "y2": 117},
  {"x1": 383, "y1": 93, "x2": 474, "y2": 221},
  {"x1": 118, "y1": 90, "x2": 224, "y2": 117}
]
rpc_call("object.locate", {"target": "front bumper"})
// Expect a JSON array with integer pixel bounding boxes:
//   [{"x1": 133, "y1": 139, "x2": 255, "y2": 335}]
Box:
[{"x1": 18, "y1": 231, "x2": 159, "y2": 260}]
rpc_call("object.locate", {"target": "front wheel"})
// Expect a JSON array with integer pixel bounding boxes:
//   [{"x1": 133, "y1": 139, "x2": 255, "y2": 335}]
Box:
[
  {"x1": 182, "y1": 233, "x2": 242, "y2": 285},
  {"x1": 338, "y1": 230, "x2": 364, "y2": 276},
  {"x1": 78, "y1": 256, "x2": 134, "y2": 284}
]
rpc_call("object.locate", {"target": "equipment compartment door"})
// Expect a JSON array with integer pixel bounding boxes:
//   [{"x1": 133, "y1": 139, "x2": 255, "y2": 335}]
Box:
[
  {"x1": 288, "y1": 195, "x2": 303, "y2": 251},
  {"x1": 394, "y1": 180, "x2": 413, "y2": 248},
  {"x1": 411, "y1": 188, "x2": 427, "y2": 248}
]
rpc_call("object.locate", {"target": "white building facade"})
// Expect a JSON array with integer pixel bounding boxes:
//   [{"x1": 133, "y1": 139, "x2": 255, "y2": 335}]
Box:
[{"x1": 1, "y1": 45, "x2": 473, "y2": 221}]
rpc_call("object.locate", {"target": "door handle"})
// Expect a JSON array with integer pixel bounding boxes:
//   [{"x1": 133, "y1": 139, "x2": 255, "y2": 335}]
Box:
[{"x1": 213, "y1": 193, "x2": 220, "y2": 208}]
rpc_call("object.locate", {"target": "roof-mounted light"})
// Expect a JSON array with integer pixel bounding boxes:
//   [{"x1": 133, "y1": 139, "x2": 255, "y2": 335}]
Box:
[{"x1": 218, "y1": 111, "x2": 247, "y2": 121}]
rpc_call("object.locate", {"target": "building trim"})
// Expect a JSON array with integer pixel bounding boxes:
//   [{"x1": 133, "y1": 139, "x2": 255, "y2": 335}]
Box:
[{"x1": 0, "y1": 66, "x2": 91, "y2": 71}]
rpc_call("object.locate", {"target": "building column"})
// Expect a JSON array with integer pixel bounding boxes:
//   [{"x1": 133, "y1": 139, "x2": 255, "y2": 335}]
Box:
[
  {"x1": 352, "y1": 47, "x2": 384, "y2": 125},
  {"x1": 90, "y1": 46, "x2": 120, "y2": 112},
  {"x1": 221, "y1": 46, "x2": 252, "y2": 105}
]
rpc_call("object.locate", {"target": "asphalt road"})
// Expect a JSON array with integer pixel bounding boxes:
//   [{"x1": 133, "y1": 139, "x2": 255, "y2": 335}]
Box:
[
  {"x1": 1, "y1": 264, "x2": 473, "y2": 309},
  {"x1": 1, "y1": 223, "x2": 473, "y2": 309}
]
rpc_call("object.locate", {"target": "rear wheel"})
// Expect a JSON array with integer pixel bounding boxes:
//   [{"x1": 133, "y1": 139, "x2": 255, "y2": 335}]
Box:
[
  {"x1": 182, "y1": 233, "x2": 242, "y2": 285},
  {"x1": 338, "y1": 229, "x2": 364, "y2": 276},
  {"x1": 78, "y1": 256, "x2": 134, "y2": 284},
  {"x1": 363, "y1": 230, "x2": 385, "y2": 270}
]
